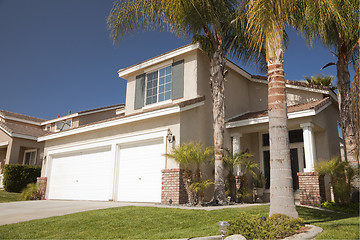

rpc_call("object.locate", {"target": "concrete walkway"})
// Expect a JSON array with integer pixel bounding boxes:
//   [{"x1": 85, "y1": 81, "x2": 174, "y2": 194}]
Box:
[{"x1": 0, "y1": 200, "x2": 267, "y2": 226}]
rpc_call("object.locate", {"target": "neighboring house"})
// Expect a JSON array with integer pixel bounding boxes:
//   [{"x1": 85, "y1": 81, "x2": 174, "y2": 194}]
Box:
[
  {"x1": 0, "y1": 104, "x2": 124, "y2": 188},
  {"x1": 38, "y1": 43, "x2": 339, "y2": 204}
]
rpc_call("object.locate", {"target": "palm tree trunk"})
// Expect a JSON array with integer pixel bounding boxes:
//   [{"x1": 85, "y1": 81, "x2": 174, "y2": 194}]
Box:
[
  {"x1": 337, "y1": 43, "x2": 358, "y2": 167},
  {"x1": 267, "y1": 34, "x2": 298, "y2": 218},
  {"x1": 211, "y1": 45, "x2": 227, "y2": 204}
]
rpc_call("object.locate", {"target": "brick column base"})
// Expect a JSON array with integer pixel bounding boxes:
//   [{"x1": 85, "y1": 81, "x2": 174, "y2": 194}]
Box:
[
  {"x1": 298, "y1": 172, "x2": 325, "y2": 206},
  {"x1": 36, "y1": 177, "x2": 47, "y2": 200},
  {"x1": 161, "y1": 169, "x2": 187, "y2": 204}
]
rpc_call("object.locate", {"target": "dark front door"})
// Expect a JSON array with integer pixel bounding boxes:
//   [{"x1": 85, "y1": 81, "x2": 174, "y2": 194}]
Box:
[
  {"x1": 263, "y1": 149, "x2": 299, "y2": 190},
  {"x1": 290, "y1": 148, "x2": 299, "y2": 190}
]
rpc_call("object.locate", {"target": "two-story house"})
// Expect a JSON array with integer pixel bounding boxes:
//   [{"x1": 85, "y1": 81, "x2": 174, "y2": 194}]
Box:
[{"x1": 38, "y1": 43, "x2": 339, "y2": 204}]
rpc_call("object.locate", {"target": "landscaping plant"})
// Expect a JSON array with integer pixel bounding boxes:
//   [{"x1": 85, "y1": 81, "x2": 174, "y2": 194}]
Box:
[
  {"x1": 316, "y1": 156, "x2": 358, "y2": 204},
  {"x1": 20, "y1": 183, "x2": 41, "y2": 200},
  {"x1": 228, "y1": 212, "x2": 304, "y2": 239},
  {"x1": 3, "y1": 164, "x2": 41, "y2": 193},
  {"x1": 164, "y1": 142, "x2": 213, "y2": 205}
]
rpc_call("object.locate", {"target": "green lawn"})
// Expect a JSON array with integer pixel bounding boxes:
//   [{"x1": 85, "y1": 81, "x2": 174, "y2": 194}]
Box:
[
  {"x1": 0, "y1": 190, "x2": 22, "y2": 203},
  {"x1": 0, "y1": 205, "x2": 358, "y2": 239}
]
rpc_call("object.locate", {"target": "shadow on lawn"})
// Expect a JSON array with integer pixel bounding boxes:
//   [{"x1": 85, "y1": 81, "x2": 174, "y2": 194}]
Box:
[{"x1": 297, "y1": 206, "x2": 358, "y2": 224}]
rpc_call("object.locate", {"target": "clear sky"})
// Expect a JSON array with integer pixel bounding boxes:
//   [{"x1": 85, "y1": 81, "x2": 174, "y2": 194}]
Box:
[{"x1": 0, "y1": 0, "x2": 343, "y2": 120}]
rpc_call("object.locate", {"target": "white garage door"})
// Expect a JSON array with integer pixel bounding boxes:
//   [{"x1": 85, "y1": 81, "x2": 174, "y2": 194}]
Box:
[
  {"x1": 117, "y1": 139, "x2": 165, "y2": 202},
  {"x1": 47, "y1": 147, "x2": 114, "y2": 201}
]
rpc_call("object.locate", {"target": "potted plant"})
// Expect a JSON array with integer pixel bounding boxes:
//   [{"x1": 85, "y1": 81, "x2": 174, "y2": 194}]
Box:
[{"x1": 253, "y1": 172, "x2": 266, "y2": 202}]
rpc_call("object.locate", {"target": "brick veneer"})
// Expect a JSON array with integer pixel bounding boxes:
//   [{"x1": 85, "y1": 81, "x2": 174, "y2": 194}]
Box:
[
  {"x1": 161, "y1": 168, "x2": 187, "y2": 204},
  {"x1": 298, "y1": 172, "x2": 325, "y2": 206},
  {"x1": 36, "y1": 177, "x2": 47, "y2": 200}
]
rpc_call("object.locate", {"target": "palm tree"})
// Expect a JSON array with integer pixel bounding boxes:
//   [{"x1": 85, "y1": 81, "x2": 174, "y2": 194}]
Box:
[
  {"x1": 297, "y1": 0, "x2": 359, "y2": 166},
  {"x1": 107, "y1": 0, "x2": 263, "y2": 204},
  {"x1": 304, "y1": 74, "x2": 336, "y2": 90},
  {"x1": 244, "y1": 0, "x2": 299, "y2": 218}
]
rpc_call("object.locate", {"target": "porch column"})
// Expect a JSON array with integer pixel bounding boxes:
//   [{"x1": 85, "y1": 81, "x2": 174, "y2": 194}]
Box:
[
  {"x1": 301, "y1": 123, "x2": 316, "y2": 172},
  {"x1": 232, "y1": 133, "x2": 242, "y2": 175}
]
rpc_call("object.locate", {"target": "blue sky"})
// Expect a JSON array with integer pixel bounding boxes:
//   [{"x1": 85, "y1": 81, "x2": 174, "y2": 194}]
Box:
[{"x1": 0, "y1": 0, "x2": 342, "y2": 120}]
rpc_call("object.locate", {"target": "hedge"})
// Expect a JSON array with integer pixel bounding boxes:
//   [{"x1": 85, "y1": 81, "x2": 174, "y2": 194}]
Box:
[{"x1": 3, "y1": 164, "x2": 41, "y2": 193}]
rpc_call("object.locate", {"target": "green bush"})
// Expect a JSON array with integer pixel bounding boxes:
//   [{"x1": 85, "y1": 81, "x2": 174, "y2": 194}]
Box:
[
  {"x1": 21, "y1": 183, "x2": 41, "y2": 200},
  {"x1": 3, "y1": 164, "x2": 41, "y2": 193},
  {"x1": 321, "y1": 201, "x2": 360, "y2": 215},
  {"x1": 228, "y1": 212, "x2": 304, "y2": 239}
]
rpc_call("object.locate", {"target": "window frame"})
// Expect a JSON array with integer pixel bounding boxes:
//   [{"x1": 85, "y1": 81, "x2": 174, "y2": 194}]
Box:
[
  {"x1": 55, "y1": 119, "x2": 72, "y2": 132},
  {"x1": 144, "y1": 65, "x2": 172, "y2": 106},
  {"x1": 23, "y1": 149, "x2": 37, "y2": 165}
]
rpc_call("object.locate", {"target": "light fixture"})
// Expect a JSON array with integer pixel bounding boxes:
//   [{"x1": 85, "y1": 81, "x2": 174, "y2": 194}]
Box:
[
  {"x1": 218, "y1": 221, "x2": 230, "y2": 240},
  {"x1": 167, "y1": 129, "x2": 175, "y2": 143}
]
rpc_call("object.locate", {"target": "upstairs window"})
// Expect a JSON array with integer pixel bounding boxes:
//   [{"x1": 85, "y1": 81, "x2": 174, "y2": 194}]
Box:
[
  {"x1": 134, "y1": 60, "x2": 184, "y2": 110},
  {"x1": 145, "y1": 66, "x2": 172, "y2": 105},
  {"x1": 55, "y1": 119, "x2": 72, "y2": 131}
]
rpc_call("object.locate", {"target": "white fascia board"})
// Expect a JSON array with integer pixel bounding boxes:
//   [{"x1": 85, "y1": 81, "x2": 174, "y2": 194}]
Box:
[
  {"x1": 2, "y1": 116, "x2": 41, "y2": 126},
  {"x1": 12, "y1": 133, "x2": 38, "y2": 141},
  {"x1": 180, "y1": 101, "x2": 205, "y2": 112},
  {"x1": 226, "y1": 61, "x2": 252, "y2": 79},
  {"x1": 116, "y1": 109, "x2": 125, "y2": 115},
  {"x1": 118, "y1": 43, "x2": 200, "y2": 78},
  {"x1": 38, "y1": 106, "x2": 180, "y2": 142},
  {"x1": 38, "y1": 100, "x2": 205, "y2": 142},
  {"x1": 226, "y1": 109, "x2": 317, "y2": 129},
  {"x1": 0, "y1": 126, "x2": 12, "y2": 137},
  {"x1": 0, "y1": 141, "x2": 9, "y2": 147},
  {"x1": 41, "y1": 113, "x2": 79, "y2": 126}
]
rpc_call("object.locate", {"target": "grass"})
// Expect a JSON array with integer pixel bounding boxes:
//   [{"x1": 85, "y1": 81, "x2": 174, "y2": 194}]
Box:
[
  {"x1": 0, "y1": 190, "x2": 22, "y2": 203},
  {"x1": 0, "y1": 205, "x2": 358, "y2": 239}
]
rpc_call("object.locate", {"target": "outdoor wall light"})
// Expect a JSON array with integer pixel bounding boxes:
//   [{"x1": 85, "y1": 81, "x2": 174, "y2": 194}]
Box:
[
  {"x1": 167, "y1": 129, "x2": 175, "y2": 143},
  {"x1": 217, "y1": 221, "x2": 230, "y2": 240}
]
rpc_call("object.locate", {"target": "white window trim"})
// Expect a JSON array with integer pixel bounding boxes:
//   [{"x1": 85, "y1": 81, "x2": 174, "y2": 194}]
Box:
[
  {"x1": 23, "y1": 149, "x2": 37, "y2": 165},
  {"x1": 144, "y1": 65, "x2": 172, "y2": 106}
]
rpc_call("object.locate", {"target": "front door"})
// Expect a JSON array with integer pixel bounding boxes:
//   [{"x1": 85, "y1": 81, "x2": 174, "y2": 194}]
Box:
[{"x1": 263, "y1": 149, "x2": 299, "y2": 190}]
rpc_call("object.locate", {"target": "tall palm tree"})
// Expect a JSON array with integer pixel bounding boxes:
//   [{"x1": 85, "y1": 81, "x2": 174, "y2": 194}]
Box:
[
  {"x1": 107, "y1": 0, "x2": 263, "y2": 204},
  {"x1": 297, "y1": 0, "x2": 359, "y2": 166},
  {"x1": 244, "y1": 0, "x2": 299, "y2": 218}
]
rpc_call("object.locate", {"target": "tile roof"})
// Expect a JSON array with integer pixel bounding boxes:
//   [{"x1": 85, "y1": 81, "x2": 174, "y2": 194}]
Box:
[
  {"x1": 0, "y1": 110, "x2": 46, "y2": 123},
  {"x1": 0, "y1": 121, "x2": 48, "y2": 138},
  {"x1": 227, "y1": 97, "x2": 331, "y2": 123}
]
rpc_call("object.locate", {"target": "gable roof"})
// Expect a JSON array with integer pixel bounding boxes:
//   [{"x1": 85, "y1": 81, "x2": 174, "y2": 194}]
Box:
[{"x1": 226, "y1": 97, "x2": 332, "y2": 129}]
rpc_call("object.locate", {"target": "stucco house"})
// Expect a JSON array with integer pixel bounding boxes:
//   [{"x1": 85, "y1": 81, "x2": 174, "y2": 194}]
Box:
[
  {"x1": 37, "y1": 43, "x2": 339, "y2": 204},
  {"x1": 0, "y1": 104, "x2": 123, "y2": 188}
]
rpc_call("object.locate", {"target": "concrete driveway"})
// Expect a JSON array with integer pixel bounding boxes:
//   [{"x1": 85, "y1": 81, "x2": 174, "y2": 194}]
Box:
[{"x1": 0, "y1": 200, "x2": 154, "y2": 226}]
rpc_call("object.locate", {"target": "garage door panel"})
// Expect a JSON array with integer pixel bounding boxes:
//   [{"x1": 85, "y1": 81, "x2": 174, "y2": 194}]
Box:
[
  {"x1": 48, "y1": 148, "x2": 114, "y2": 201},
  {"x1": 117, "y1": 139, "x2": 164, "y2": 202}
]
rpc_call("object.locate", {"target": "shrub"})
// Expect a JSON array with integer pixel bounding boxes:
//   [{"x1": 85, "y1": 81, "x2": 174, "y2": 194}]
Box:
[
  {"x1": 3, "y1": 164, "x2": 41, "y2": 193},
  {"x1": 21, "y1": 183, "x2": 41, "y2": 200},
  {"x1": 321, "y1": 201, "x2": 360, "y2": 215},
  {"x1": 228, "y1": 212, "x2": 304, "y2": 239}
]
